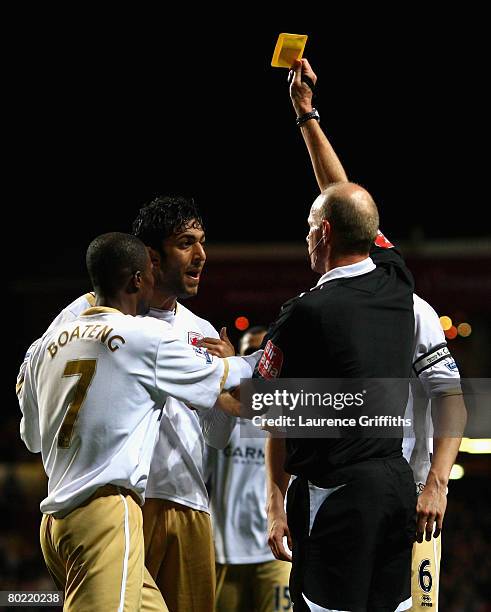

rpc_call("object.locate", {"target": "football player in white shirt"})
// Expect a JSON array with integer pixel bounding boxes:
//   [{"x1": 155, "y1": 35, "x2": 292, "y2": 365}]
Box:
[
  {"x1": 16, "y1": 232, "x2": 257, "y2": 612},
  {"x1": 266, "y1": 58, "x2": 466, "y2": 611},
  {"x1": 207, "y1": 327, "x2": 292, "y2": 612},
  {"x1": 45, "y1": 197, "x2": 238, "y2": 612}
]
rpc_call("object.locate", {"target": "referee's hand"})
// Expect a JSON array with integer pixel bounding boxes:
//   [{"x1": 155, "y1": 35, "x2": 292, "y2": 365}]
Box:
[
  {"x1": 415, "y1": 481, "x2": 447, "y2": 543},
  {"x1": 268, "y1": 508, "x2": 293, "y2": 562},
  {"x1": 288, "y1": 58, "x2": 317, "y2": 117}
]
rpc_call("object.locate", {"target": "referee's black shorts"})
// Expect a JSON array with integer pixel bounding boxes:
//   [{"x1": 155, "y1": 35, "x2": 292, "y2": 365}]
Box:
[{"x1": 287, "y1": 457, "x2": 416, "y2": 612}]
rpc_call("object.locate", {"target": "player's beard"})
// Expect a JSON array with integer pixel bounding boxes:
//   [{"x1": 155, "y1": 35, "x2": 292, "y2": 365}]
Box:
[
  {"x1": 152, "y1": 272, "x2": 200, "y2": 307},
  {"x1": 176, "y1": 281, "x2": 199, "y2": 300}
]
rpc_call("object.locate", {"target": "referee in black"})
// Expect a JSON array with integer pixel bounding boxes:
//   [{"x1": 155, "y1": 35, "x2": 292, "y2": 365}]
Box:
[{"x1": 263, "y1": 182, "x2": 416, "y2": 612}]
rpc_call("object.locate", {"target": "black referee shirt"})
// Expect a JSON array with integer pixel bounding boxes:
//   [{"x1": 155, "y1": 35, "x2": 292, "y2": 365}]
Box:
[{"x1": 257, "y1": 244, "x2": 415, "y2": 481}]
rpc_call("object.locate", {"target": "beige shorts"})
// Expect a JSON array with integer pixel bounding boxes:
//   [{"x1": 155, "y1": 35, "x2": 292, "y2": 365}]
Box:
[
  {"x1": 216, "y1": 559, "x2": 291, "y2": 612},
  {"x1": 143, "y1": 498, "x2": 215, "y2": 612},
  {"x1": 40, "y1": 485, "x2": 167, "y2": 611}
]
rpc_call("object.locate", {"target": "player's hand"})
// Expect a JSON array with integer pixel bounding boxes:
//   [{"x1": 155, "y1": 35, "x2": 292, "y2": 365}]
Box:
[
  {"x1": 214, "y1": 392, "x2": 242, "y2": 417},
  {"x1": 288, "y1": 58, "x2": 317, "y2": 117},
  {"x1": 268, "y1": 508, "x2": 292, "y2": 562},
  {"x1": 197, "y1": 327, "x2": 235, "y2": 357},
  {"x1": 415, "y1": 482, "x2": 447, "y2": 543}
]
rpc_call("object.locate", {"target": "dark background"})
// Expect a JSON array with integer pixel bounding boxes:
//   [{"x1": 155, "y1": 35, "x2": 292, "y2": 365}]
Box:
[{"x1": 12, "y1": 18, "x2": 489, "y2": 267}]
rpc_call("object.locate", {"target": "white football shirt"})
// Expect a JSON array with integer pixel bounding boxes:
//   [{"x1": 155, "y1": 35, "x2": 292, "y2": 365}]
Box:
[
  {"x1": 206, "y1": 419, "x2": 275, "y2": 564},
  {"x1": 144, "y1": 304, "x2": 236, "y2": 511},
  {"x1": 46, "y1": 294, "x2": 238, "y2": 512},
  {"x1": 18, "y1": 307, "x2": 251, "y2": 515}
]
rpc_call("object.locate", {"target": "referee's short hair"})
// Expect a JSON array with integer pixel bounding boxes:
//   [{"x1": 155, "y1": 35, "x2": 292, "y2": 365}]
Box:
[
  {"x1": 86, "y1": 232, "x2": 149, "y2": 296},
  {"x1": 318, "y1": 182, "x2": 379, "y2": 255}
]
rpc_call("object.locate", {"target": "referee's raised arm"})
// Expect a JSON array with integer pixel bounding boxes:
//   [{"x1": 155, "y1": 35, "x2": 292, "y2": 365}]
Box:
[{"x1": 289, "y1": 58, "x2": 348, "y2": 190}]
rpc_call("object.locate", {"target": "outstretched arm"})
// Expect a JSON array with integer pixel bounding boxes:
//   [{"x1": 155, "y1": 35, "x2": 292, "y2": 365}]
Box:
[
  {"x1": 289, "y1": 58, "x2": 348, "y2": 189},
  {"x1": 17, "y1": 340, "x2": 42, "y2": 453}
]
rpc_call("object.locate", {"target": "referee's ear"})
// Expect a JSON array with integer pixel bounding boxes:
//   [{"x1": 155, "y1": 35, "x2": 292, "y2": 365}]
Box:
[{"x1": 321, "y1": 219, "x2": 331, "y2": 243}]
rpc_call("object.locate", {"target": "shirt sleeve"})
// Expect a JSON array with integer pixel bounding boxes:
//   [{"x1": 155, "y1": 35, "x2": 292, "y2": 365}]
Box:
[
  {"x1": 254, "y1": 297, "x2": 305, "y2": 379},
  {"x1": 17, "y1": 340, "x2": 42, "y2": 453},
  {"x1": 153, "y1": 335, "x2": 256, "y2": 410},
  {"x1": 199, "y1": 407, "x2": 236, "y2": 449},
  {"x1": 412, "y1": 294, "x2": 462, "y2": 398},
  {"x1": 370, "y1": 237, "x2": 414, "y2": 291}
]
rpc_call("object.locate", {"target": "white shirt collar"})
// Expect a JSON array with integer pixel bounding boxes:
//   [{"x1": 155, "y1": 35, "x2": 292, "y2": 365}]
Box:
[
  {"x1": 148, "y1": 306, "x2": 176, "y2": 322},
  {"x1": 315, "y1": 257, "x2": 376, "y2": 288}
]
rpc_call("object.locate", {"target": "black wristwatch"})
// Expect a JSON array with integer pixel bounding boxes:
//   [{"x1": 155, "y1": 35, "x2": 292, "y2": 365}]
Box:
[{"x1": 296, "y1": 108, "x2": 320, "y2": 127}]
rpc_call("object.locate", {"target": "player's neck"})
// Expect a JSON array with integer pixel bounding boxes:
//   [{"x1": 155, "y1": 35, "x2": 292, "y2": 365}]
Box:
[
  {"x1": 95, "y1": 295, "x2": 137, "y2": 316},
  {"x1": 150, "y1": 290, "x2": 177, "y2": 312}
]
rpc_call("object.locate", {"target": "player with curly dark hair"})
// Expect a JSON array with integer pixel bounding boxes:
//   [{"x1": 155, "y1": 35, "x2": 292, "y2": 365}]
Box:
[{"x1": 42, "y1": 195, "x2": 238, "y2": 612}]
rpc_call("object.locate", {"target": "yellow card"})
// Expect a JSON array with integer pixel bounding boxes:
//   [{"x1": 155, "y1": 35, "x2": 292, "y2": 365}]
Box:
[{"x1": 271, "y1": 33, "x2": 308, "y2": 68}]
